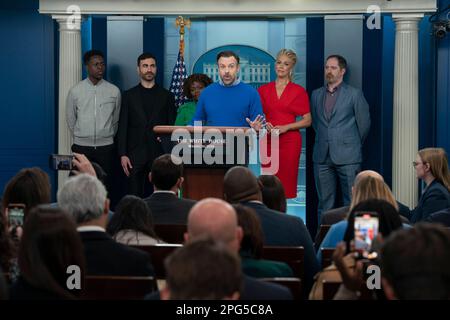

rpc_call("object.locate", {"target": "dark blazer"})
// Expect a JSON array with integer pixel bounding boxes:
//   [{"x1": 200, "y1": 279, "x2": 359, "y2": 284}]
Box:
[
  {"x1": 311, "y1": 82, "x2": 370, "y2": 165},
  {"x1": 144, "y1": 275, "x2": 292, "y2": 300},
  {"x1": 401, "y1": 180, "x2": 450, "y2": 223},
  {"x1": 79, "y1": 231, "x2": 154, "y2": 276},
  {"x1": 144, "y1": 192, "x2": 196, "y2": 225},
  {"x1": 117, "y1": 84, "x2": 176, "y2": 165},
  {"x1": 240, "y1": 275, "x2": 292, "y2": 300},
  {"x1": 10, "y1": 277, "x2": 65, "y2": 300},
  {"x1": 425, "y1": 207, "x2": 450, "y2": 227},
  {"x1": 320, "y1": 206, "x2": 350, "y2": 226},
  {"x1": 242, "y1": 201, "x2": 319, "y2": 295}
]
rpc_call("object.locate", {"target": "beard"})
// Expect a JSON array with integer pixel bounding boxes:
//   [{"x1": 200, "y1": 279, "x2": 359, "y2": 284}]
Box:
[
  {"x1": 141, "y1": 72, "x2": 155, "y2": 81},
  {"x1": 326, "y1": 73, "x2": 336, "y2": 83}
]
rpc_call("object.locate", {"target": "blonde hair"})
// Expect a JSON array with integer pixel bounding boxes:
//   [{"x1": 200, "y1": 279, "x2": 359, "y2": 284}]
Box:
[
  {"x1": 276, "y1": 49, "x2": 297, "y2": 81},
  {"x1": 418, "y1": 148, "x2": 450, "y2": 192},
  {"x1": 350, "y1": 176, "x2": 398, "y2": 211}
]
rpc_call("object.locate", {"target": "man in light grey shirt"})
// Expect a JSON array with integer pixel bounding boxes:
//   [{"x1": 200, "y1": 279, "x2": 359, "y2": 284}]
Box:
[{"x1": 66, "y1": 50, "x2": 121, "y2": 193}]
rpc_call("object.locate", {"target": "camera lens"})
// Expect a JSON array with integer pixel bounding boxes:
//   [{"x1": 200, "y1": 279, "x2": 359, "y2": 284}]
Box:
[{"x1": 434, "y1": 23, "x2": 447, "y2": 39}]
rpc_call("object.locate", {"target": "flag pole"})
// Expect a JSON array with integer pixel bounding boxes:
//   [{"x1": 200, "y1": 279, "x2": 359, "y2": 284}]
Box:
[
  {"x1": 169, "y1": 16, "x2": 191, "y2": 109},
  {"x1": 175, "y1": 16, "x2": 191, "y2": 57}
]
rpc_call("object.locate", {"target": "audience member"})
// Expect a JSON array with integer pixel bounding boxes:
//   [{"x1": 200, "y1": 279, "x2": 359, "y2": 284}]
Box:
[
  {"x1": 317, "y1": 175, "x2": 400, "y2": 259},
  {"x1": 69, "y1": 153, "x2": 105, "y2": 182},
  {"x1": 107, "y1": 195, "x2": 163, "y2": 245},
  {"x1": 223, "y1": 166, "x2": 318, "y2": 294},
  {"x1": 424, "y1": 207, "x2": 450, "y2": 227},
  {"x1": 234, "y1": 204, "x2": 293, "y2": 278},
  {"x1": 2, "y1": 167, "x2": 51, "y2": 218},
  {"x1": 2, "y1": 167, "x2": 51, "y2": 241},
  {"x1": 311, "y1": 199, "x2": 402, "y2": 300},
  {"x1": 380, "y1": 223, "x2": 450, "y2": 299},
  {"x1": 257, "y1": 175, "x2": 287, "y2": 213},
  {"x1": 319, "y1": 170, "x2": 384, "y2": 226},
  {"x1": 342, "y1": 199, "x2": 402, "y2": 250},
  {"x1": 10, "y1": 206, "x2": 85, "y2": 300},
  {"x1": 401, "y1": 148, "x2": 450, "y2": 223},
  {"x1": 330, "y1": 223, "x2": 450, "y2": 300},
  {"x1": 161, "y1": 237, "x2": 241, "y2": 300},
  {"x1": 144, "y1": 154, "x2": 196, "y2": 224},
  {"x1": 186, "y1": 198, "x2": 292, "y2": 300},
  {"x1": 58, "y1": 174, "x2": 154, "y2": 277}
]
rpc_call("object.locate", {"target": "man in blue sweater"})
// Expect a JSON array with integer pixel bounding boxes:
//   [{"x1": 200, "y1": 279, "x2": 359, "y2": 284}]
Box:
[{"x1": 191, "y1": 51, "x2": 264, "y2": 129}]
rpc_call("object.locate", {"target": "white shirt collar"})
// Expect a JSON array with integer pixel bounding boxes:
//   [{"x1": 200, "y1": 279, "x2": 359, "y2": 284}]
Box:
[
  {"x1": 218, "y1": 77, "x2": 241, "y2": 87},
  {"x1": 86, "y1": 77, "x2": 104, "y2": 87},
  {"x1": 153, "y1": 190, "x2": 177, "y2": 195},
  {"x1": 77, "y1": 226, "x2": 106, "y2": 233},
  {"x1": 248, "y1": 200, "x2": 263, "y2": 204}
]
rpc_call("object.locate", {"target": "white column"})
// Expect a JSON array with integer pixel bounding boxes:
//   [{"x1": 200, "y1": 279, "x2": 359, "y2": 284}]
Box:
[
  {"x1": 392, "y1": 14, "x2": 423, "y2": 207},
  {"x1": 52, "y1": 15, "x2": 82, "y2": 190}
]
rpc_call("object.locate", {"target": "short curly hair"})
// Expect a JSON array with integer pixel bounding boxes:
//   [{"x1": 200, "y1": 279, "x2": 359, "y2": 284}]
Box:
[{"x1": 183, "y1": 74, "x2": 213, "y2": 99}]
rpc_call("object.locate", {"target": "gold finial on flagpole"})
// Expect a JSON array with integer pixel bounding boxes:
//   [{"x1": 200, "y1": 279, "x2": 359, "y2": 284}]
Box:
[{"x1": 175, "y1": 16, "x2": 191, "y2": 56}]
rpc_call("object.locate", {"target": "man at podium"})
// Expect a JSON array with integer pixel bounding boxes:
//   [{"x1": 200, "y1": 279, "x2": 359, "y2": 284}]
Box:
[{"x1": 190, "y1": 50, "x2": 264, "y2": 130}]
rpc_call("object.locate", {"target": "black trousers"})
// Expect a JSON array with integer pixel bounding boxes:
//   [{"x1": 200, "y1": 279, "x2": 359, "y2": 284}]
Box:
[
  {"x1": 71, "y1": 144, "x2": 115, "y2": 194},
  {"x1": 127, "y1": 159, "x2": 154, "y2": 198}
]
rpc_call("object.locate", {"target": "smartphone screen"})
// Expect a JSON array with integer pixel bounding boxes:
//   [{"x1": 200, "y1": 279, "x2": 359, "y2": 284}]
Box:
[
  {"x1": 354, "y1": 212, "x2": 379, "y2": 257},
  {"x1": 50, "y1": 154, "x2": 74, "y2": 170},
  {"x1": 8, "y1": 205, "x2": 25, "y2": 227}
]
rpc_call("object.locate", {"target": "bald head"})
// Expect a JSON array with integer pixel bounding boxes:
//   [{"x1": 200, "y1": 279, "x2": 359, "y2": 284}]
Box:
[
  {"x1": 187, "y1": 198, "x2": 242, "y2": 252},
  {"x1": 354, "y1": 170, "x2": 384, "y2": 186},
  {"x1": 223, "y1": 166, "x2": 261, "y2": 203}
]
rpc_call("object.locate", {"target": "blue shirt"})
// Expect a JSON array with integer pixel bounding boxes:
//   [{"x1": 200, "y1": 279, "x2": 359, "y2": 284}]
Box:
[
  {"x1": 316, "y1": 221, "x2": 412, "y2": 263},
  {"x1": 191, "y1": 82, "x2": 263, "y2": 127}
]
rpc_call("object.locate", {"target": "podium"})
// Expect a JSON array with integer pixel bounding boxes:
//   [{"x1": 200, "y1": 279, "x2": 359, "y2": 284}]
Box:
[{"x1": 154, "y1": 125, "x2": 253, "y2": 200}]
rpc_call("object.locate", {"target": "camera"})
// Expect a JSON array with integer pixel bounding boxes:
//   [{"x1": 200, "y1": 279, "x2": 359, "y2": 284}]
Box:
[
  {"x1": 430, "y1": 5, "x2": 450, "y2": 39},
  {"x1": 49, "y1": 154, "x2": 75, "y2": 170},
  {"x1": 433, "y1": 21, "x2": 450, "y2": 39}
]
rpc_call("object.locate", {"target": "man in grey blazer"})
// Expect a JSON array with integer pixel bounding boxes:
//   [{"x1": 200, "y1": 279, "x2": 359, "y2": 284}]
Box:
[{"x1": 311, "y1": 55, "x2": 370, "y2": 220}]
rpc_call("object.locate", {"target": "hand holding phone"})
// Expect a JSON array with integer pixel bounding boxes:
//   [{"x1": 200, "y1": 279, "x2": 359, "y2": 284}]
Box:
[{"x1": 50, "y1": 154, "x2": 75, "y2": 170}]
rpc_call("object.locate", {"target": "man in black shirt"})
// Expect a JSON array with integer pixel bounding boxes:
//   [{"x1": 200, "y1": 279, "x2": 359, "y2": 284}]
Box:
[{"x1": 117, "y1": 53, "x2": 176, "y2": 197}]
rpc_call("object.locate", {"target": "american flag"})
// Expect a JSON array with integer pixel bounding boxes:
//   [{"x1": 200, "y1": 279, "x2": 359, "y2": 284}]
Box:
[{"x1": 169, "y1": 51, "x2": 188, "y2": 109}]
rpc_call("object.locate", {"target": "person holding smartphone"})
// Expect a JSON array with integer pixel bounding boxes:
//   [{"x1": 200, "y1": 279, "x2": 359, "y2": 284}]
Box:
[
  {"x1": 2, "y1": 167, "x2": 52, "y2": 241},
  {"x1": 309, "y1": 199, "x2": 403, "y2": 300}
]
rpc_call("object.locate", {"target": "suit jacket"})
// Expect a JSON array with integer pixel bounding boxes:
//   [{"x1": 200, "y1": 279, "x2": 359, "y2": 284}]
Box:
[
  {"x1": 242, "y1": 201, "x2": 319, "y2": 296},
  {"x1": 144, "y1": 192, "x2": 196, "y2": 225},
  {"x1": 144, "y1": 275, "x2": 293, "y2": 300},
  {"x1": 240, "y1": 275, "x2": 292, "y2": 300},
  {"x1": 401, "y1": 180, "x2": 450, "y2": 223},
  {"x1": 10, "y1": 277, "x2": 66, "y2": 300},
  {"x1": 320, "y1": 206, "x2": 350, "y2": 226},
  {"x1": 79, "y1": 231, "x2": 154, "y2": 276},
  {"x1": 425, "y1": 207, "x2": 450, "y2": 227},
  {"x1": 311, "y1": 82, "x2": 370, "y2": 165},
  {"x1": 117, "y1": 84, "x2": 176, "y2": 165}
]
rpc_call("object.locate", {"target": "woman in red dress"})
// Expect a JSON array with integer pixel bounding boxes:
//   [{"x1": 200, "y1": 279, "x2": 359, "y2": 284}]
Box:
[{"x1": 258, "y1": 49, "x2": 312, "y2": 199}]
